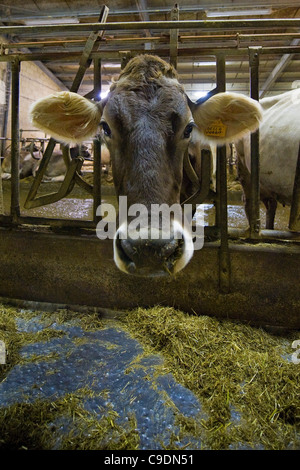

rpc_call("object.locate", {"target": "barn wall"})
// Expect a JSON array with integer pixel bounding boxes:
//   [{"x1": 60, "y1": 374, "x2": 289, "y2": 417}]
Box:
[{"x1": 5, "y1": 61, "x2": 64, "y2": 143}]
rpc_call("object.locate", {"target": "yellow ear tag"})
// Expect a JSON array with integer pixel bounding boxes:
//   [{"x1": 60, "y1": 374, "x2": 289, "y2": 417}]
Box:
[{"x1": 204, "y1": 119, "x2": 227, "y2": 138}]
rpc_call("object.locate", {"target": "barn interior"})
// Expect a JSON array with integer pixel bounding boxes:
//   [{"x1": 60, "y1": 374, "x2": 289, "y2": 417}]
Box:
[{"x1": 0, "y1": 1, "x2": 299, "y2": 452}]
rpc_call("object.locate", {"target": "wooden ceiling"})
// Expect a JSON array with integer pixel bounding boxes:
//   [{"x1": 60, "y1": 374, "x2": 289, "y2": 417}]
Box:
[{"x1": 1, "y1": 1, "x2": 300, "y2": 99}]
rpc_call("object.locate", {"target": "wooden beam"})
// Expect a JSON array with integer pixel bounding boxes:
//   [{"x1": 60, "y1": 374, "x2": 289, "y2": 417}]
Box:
[{"x1": 260, "y1": 37, "x2": 300, "y2": 98}]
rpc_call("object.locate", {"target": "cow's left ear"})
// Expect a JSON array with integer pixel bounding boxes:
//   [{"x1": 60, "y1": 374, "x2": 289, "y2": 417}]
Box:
[
  {"x1": 30, "y1": 91, "x2": 104, "y2": 144},
  {"x1": 189, "y1": 92, "x2": 263, "y2": 143}
]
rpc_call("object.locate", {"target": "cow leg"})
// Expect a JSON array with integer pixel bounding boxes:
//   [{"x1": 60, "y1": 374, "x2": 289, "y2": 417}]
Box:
[
  {"x1": 236, "y1": 155, "x2": 251, "y2": 226},
  {"x1": 262, "y1": 197, "x2": 277, "y2": 230}
]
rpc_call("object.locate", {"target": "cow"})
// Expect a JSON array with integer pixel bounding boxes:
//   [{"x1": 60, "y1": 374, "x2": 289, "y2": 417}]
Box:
[
  {"x1": 30, "y1": 54, "x2": 262, "y2": 276},
  {"x1": 1, "y1": 144, "x2": 90, "y2": 182},
  {"x1": 40, "y1": 144, "x2": 91, "y2": 182},
  {"x1": 235, "y1": 88, "x2": 300, "y2": 230},
  {"x1": 1, "y1": 145, "x2": 42, "y2": 180}
]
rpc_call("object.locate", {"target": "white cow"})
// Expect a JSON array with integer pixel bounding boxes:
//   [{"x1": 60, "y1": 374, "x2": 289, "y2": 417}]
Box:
[{"x1": 235, "y1": 88, "x2": 300, "y2": 229}]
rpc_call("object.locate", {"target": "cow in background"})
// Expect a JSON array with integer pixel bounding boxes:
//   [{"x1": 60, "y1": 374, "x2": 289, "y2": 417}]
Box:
[
  {"x1": 1, "y1": 144, "x2": 91, "y2": 182},
  {"x1": 235, "y1": 88, "x2": 300, "y2": 229},
  {"x1": 40, "y1": 144, "x2": 91, "y2": 182},
  {"x1": 1, "y1": 144, "x2": 42, "y2": 179}
]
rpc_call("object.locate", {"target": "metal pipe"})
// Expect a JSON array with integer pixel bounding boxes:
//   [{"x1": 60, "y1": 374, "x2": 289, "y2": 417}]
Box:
[
  {"x1": 228, "y1": 227, "x2": 300, "y2": 242},
  {"x1": 215, "y1": 54, "x2": 231, "y2": 293},
  {"x1": 2, "y1": 46, "x2": 300, "y2": 63},
  {"x1": 169, "y1": 4, "x2": 179, "y2": 69},
  {"x1": 289, "y1": 143, "x2": 300, "y2": 231},
  {"x1": 25, "y1": 10, "x2": 109, "y2": 211},
  {"x1": 0, "y1": 62, "x2": 11, "y2": 158},
  {"x1": 249, "y1": 47, "x2": 261, "y2": 238},
  {"x1": 215, "y1": 53, "x2": 226, "y2": 227},
  {"x1": 218, "y1": 144, "x2": 231, "y2": 293},
  {"x1": 4, "y1": 32, "x2": 300, "y2": 51},
  {"x1": 10, "y1": 58, "x2": 20, "y2": 222},
  {"x1": 23, "y1": 139, "x2": 56, "y2": 208},
  {"x1": 93, "y1": 57, "x2": 102, "y2": 224},
  {"x1": 1, "y1": 19, "x2": 300, "y2": 35},
  {"x1": 15, "y1": 215, "x2": 96, "y2": 229},
  {"x1": 70, "y1": 6, "x2": 109, "y2": 93}
]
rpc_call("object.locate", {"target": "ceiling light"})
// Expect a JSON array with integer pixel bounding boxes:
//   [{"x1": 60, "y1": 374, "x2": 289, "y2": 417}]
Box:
[
  {"x1": 193, "y1": 61, "x2": 215, "y2": 67},
  {"x1": 99, "y1": 90, "x2": 109, "y2": 100},
  {"x1": 24, "y1": 17, "x2": 80, "y2": 25},
  {"x1": 206, "y1": 8, "x2": 272, "y2": 18},
  {"x1": 190, "y1": 91, "x2": 209, "y2": 100}
]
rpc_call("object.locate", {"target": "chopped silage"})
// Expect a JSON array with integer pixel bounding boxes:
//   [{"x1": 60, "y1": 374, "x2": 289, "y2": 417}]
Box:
[{"x1": 0, "y1": 303, "x2": 299, "y2": 450}]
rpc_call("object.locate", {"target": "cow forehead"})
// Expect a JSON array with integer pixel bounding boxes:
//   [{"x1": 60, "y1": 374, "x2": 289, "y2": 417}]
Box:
[{"x1": 103, "y1": 80, "x2": 191, "y2": 129}]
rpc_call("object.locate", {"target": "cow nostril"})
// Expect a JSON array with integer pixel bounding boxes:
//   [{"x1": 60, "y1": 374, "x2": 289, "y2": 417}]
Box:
[
  {"x1": 114, "y1": 222, "x2": 193, "y2": 277},
  {"x1": 120, "y1": 239, "x2": 139, "y2": 260},
  {"x1": 120, "y1": 237, "x2": 179, "y2": 263},
  {"x1": 160, "y1": 239, "x2": 179, "y2": 259},
  {"x1": 119, "y1": 236, "x2": 182, "y2": 275}
]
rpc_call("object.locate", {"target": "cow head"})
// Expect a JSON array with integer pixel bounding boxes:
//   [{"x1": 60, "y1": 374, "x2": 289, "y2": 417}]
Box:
[{"x1": 30, "y1": 54, "x2": 262, "y2": 277}]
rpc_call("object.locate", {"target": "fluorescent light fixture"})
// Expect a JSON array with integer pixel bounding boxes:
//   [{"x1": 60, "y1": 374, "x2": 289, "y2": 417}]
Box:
[
  {"x1": 99, "y1": 90, "x2": 109, "y2": 100},
  {"x1": 103, "y1": 63, "x2": 120, "y2": 69},
  {"x1": 191, "y1": 91, "x2": 209, "y2": 100},
  {"x1": 194, "y1": 61, "x2": 237, "y2": 67},
  {"x1": 206, "y1": 8, "x2": 272, "y2": 18},
  {"x1": 193, "y1": 61, "x2": 215, "y2": 67},
  {"x1": 24, "y1": 17, "x2": 79, "y2": 25}
]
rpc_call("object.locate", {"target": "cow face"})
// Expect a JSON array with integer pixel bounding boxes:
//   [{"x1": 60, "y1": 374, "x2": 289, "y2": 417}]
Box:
[
  {"x1": 101, "y1": 75, "x2": 196, "y2": 276},
  {"x1": 30, "y1": 54, "x2": 262, "y2": 277}
]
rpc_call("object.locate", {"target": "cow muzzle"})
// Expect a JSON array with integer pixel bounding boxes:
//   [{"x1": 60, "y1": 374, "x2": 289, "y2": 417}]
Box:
[{"x1": 113, "y1": 220, "x2": 194, "y2": 277}]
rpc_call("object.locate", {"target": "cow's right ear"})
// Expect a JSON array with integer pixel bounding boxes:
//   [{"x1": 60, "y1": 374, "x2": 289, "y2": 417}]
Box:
[
  {"x1": 189, "y1": 92, "x2": 262, "y2": 144},
  {"x1": 30, "y1": 91, "x2": 103, "y2": 144}
]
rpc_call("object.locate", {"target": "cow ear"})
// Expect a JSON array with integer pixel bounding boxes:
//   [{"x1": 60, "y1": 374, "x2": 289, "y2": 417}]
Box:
[
  {"x1": 189, "y1": 92, "x2": 263, "y2": 143},
  {"x1": 30, "y1": 91, "x2": 103, "y2": 144}
]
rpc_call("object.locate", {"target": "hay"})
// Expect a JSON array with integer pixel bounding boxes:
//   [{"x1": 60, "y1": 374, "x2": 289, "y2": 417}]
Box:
[
  {"x1": 0, "y1": 305, "x2": 138, "y2": 450},
  {"x1": 0, "y1": 305, "x2": 104, "y2": 382},
  {"x1": 0, "y1": 303, "x2": 299, "y2": 450},
  {"x1": 0, "y1": 389, "x2": 139, "y2": 450},
  {"x1": 121, "y1": 306, "x2": 300, "y2": 450}
]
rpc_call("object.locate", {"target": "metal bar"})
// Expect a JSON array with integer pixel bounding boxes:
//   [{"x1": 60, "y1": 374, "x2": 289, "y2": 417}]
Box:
[
  {"x1": 218, "y1": 144, "x2": 231, "y2": 293},
  {"x1": 2, "y1": 46, "x2": 300, "y2": 63},
  {"x1": 24, "y1": 139, "x2": 56, "y2": 208},
  {"x1": 5, "y1": 32, "x2": 300, "y2": 50},
  {"x1": 215, "y1": 54, "x2": 231, "y2": 293},
  {"x1": 0, "y1": 62, "x2": 11, "y2": 158},
  {"x1": 181, "y1": 149, "x2": 211, "y2": 206},
  {"x1": 227, "y1": 227, "x2": 300, "y2": 242},
  {"x1": 10, "y1": 58, "x2": 20, "y2": 222},
  {"x1": 215, "y1": 53, "x2": 226, "y2": 228},
  {"x1": 289, "y1": 144, "x2": 300, "y2": 231},
  {"x1": 70, "y1": 6, "x2": 109, "y2": 93},
  {"x1": 93, "y1": 57, "x2": 102, "y2": 223},
  {"x1": 24, "y1": 8, "x2": 109, "y2": 211},
  {"x1": 169, "y1": 4, "x2": 179, "y2": 69},
  {"x1": 2, "y1": 19, "x2": 300, "y2": 35},
  {"x1": 249, "y1": 47, "x2": 261, "y2": 238},
  {"x1": 182, "y1": 32, "x2": 300, "y2": 41},
  {"x1": 15, "y1": 216, "x2": 96, "y2": 229},
  {"x1": 24, "y1": 157, "x2": 84, "y2": 209},
  {"x1": 260, "y1": 38, "x2": 300, "y2": 98}
]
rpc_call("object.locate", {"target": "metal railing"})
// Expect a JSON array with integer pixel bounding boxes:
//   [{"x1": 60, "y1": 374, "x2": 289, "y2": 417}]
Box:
[{"x1": 0, "y1": 15, "x2": 299, "y2": 295}]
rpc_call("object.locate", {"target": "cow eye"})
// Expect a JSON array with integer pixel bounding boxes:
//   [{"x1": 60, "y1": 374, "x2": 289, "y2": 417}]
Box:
[
  {"x1": 100, "y1": 121, "x2": 112, "y2": 138},
  {"x1": 183, "y1": 122, "x2": 194, "y2": 139}
]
